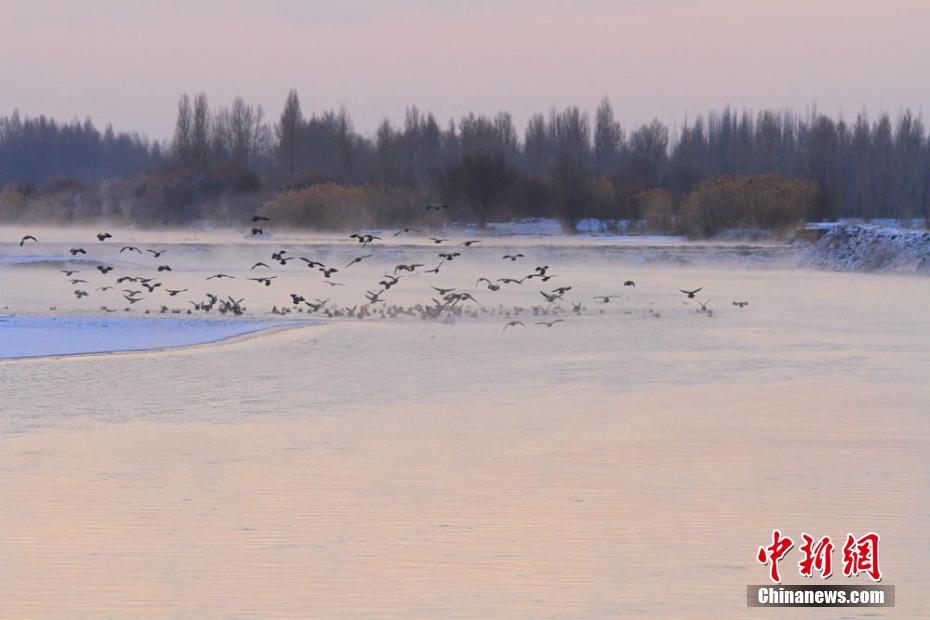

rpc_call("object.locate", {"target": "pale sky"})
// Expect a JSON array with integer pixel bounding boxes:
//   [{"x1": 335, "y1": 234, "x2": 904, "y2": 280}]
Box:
[{"x1": 2, "y1": 0, "x2": 929, "y2": 140}]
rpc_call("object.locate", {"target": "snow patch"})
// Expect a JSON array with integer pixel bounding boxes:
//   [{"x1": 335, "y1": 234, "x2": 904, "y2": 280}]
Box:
[{"x1": 803, "y1": 224, "x2": 930, "y2": 275}]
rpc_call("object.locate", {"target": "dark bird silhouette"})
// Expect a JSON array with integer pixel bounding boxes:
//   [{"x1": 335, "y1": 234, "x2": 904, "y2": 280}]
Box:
[
  {"x1": 679, "y1": 287, "x2": 703, "y2": 299},
  {"x1": 271, "y1": 250, "x2": 287, "y2": 261},
  {"x1": 394, "y1": 263, "x2": 424, "y2": 273},
  {"x1": 365, "y1": 290, "x2": 386, "y2": 303},
  {"x1": 438, "y1": 252, "x2": 461, "y2": 261},
  {"x1": 432, "y1": 286, "x2": 456, "y2": 295},
  {"x1": 19, "y1": 235, "x2": 38, "y2": 247},
  {"x1": 502, "y1": 254, "x2": 524, "y2": 261},
  {"x1": 116, "y1": 276, "x2": 138, "y2": 284},
  {"x1": 696, "y1": 299, "x2": 712, "y2": 313},
  {"x1": 540, "y1": 291, "x2": 562, "y2": 303},
  {"x1": 61, "y1": 270, "x2": 79, "y2": 276},
  {"x1": 70, "y1": 248, "x2": 87, "y2": 255},
  {"x1": 323, "y1": 280, "x2": 344, "y2": 287},
  {"x1": 428, "y1": 237, "x2": 447, "y2": 244},
  {"x1": 344, "y1": 255, "x2": 372, "y2": 268},
  {"x1": 425, "y1": 204, "x2": 449, "y2": 211},
  {"x1": 594, "y1": 295, "x2": 620, "y2": 303},
  {"x1": 248, "y1": 276, "x2": 277, "y2": 286},
  {"x1": 123, "y1": 294, "x2": 142, "y2": 304},
  {"x1": 732, "y1": 301, "x2": 749, "y2": 308},
  {"x1": 476, "y1": 278, "x2": 500, "y2": 291},
  {"x1": 503, "y1": 321, "x2": 526, "y2": 331},
  {"x1": 290, "y1": 293, "x2": 305, "y2": 304},
  {"x1": 535, "y1": 320, "x2": 564, "y2": 327},
  {"x1": 552, "y1": 286, "x2": 572, "y2": 295},
  {"x1": 120, "y1": 246, "x2": 142, "y2": 253},
  {"x1": 74, "y1": 290, "x2": 89, "y2": 299},
  {"x1": 279, "y1": 256, "x2": 297, "y2": 265},
  {"x1": 97, "y1": 265, "x2": 114, "y2": 274},
  {"x1": 424, "y1": 262, "x2": 443, "y2": 274},
  {"x1": 299, "y1": 258, "x2": 325, "y2": 268},
  {"x1": 97, "y1": 232, "x2": 112, "y2": 241},
  {"x1": 166, "y1": 289, "x2": 188, "y2": 296},
  {"x1": 251, "y1": 228, "x2": 264, "y2": 236},
  {"x1": 252, "y1": 262, "x2": 270, "y2": 269},
  {"x1": 320, "y1": 267, "x2": 338, "y2": 278},
  {"x1": 379, "y1": 275, "x2": 400, "y2": 289},
  {"x1": 142, "y1": 282, "x2": 162, "y2": 293},
  {"x1": 304, "y1": 298, "x2": 330, "y2": 312},
  {"x1": 207, "y1": 274, "x2": 235, "y2": 280},
  {"x1": 251, "y1": 215, "x2": 271, "y2": 222},
  {"x1": 393, "y1": 227, "x2": 420, "y2": 236},
  {"x1": 147, "y1": 249, "x2": 167, "y2": 258},
  {"x1": 497, "y1": 277, "x2": 525, "y2": 285},
  {"x1": 350, "y1": 233, "x2": 381, "y2": 246},
  {"x1": 70, "y1": 278, "x2": 88, "y2": 285},
  {"x1": 157, "y1": 265, "x2": 172, "y2": 272},
  {"x1": 624, "y1": 280, "x2": 636, "y2": 287},
  {"x1": 461, "y1": 240, "x2": 480, "y2": 247}
]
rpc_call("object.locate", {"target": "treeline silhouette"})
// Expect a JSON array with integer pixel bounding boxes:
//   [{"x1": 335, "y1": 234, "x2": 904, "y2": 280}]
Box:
[
  {"x1": 1, "y1": 91, "x2": 928, "y2": 232},
  {"x1": 0, "y1": 111, "x2": 162, "y2": 186}
]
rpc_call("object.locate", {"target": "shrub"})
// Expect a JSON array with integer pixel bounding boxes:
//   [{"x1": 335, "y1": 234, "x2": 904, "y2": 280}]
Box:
[{"x1": 680, "y1": 175, "x2": 816, "y2": 238}]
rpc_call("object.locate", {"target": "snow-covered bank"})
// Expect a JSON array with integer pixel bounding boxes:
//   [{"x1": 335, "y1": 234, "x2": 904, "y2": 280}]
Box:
[
  {"x1": 0, "y1": 316, "x2": 292, "y2": 360},
  {"x1": 803, "y1": 224, "x2": 930, "y2": 275}
]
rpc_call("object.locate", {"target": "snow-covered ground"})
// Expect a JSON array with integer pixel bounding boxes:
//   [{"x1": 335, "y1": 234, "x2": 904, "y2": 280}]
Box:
[
  {"x1": 0, "y1": 315, "x2": 288, "y2": 359},
  {"x1": 803, "y1": 224, "x2": 930, "y2": 274}
]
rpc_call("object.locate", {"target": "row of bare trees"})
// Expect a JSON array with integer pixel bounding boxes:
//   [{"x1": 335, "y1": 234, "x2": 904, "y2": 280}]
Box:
[{"x1": 3, "y1": 91, "x2": 929, "y2": 228}]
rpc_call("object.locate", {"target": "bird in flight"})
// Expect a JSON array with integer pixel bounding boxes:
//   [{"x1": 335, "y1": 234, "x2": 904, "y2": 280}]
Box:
[
  {"x1": 251, "y1": 262, "x2": 270, "y2": 270},
  {"x1": 70, "y1": 248, "x2": 86, "y2": 255},
  {"x1": 147, "y1": 249, "x2": 167, "y2": 258},
  {"x1": 157, "y1": 265, "x2": 172, "y2": 272},
  {"x1": 624, "y1": 280, "x2": 636, "y2": 287},
  {"x1": 300, "y1": 258, "x2": 325, "y2": 268},
  {"x1": 365, "y1": 290, "x2": 386, "y2": 303},
  {"x1": 251, "y1": 228, "x2": 264, "y2": 236},
  {"x1": 345, "y1": 255, "x2": 372, "y2": 268},
  {"x1": 251, "y1": 215, "x2": 270, "y2": 222},
  {"x1": 97, "y1": 265, "x2": 114, "y2": 274},
  {"x1": 594, "y1": 295, "x2": 620, "y2": 303},
  {"x1": 438, "y1": 252, "x2": 461, "y2": 261},
  {"x1": 503, "y1": 321, "x2": 526, "y2": 331},
  {"x1": 393, "y1": 227, "x2": 420, "y2": 236},
  {"x1": 166, "y1": 289, "x2": 188, "y2": 296},
  {"x1": 732, "y1": 301, "x2": 749, "y2": 308},
  {"x1": 535, "y1": 320, "x2": 564, "y2": 327},
  {"x1": 248, "y1": 276, "x2": 277, "y2": 286},
  {"x1": 502, "y1": 254, "x2": 524, "y2": 261},
  {"x1": 432, "y1": 286, "x2": 456, "y2": 295},
  {"x1": 461, "y1": 240, "x2": 480, "y2": 247},
  {"x1": 19, "y1": 235, "x2": 38, "y2": 247},
  {"x1": 74, "y1": 290, "x2": 89, "y2": 299},
  {"x1": 497, "y1": 277, "x2": 525, "y2": 285},
  {"x1": 97, "y1": 232, "x2": 112, "y2": 241},
  {"x1": 350, "y1": 233, "x2": 381, "y2": 246},
  {"x1": 394, "y1": 263, "x2": 423, "y2": 273},
  {"x1": 320, "y1": 267, "x2": 339, "y2": 278},
  {"x1": 207, "y1": 273, "x2": 235, "y2": 280},
  {"x1": 428, "y1": 237, "x2": 447, "y2": 244},
  {"x1": 70, "y1": 278, "x2": 88, "y2": 285},
  {"x1": 679, "y1": 287, "x2": 703, "y2": 299},
  {"x1": 476, "y1": 278, "x2": 500, "y2": 291},
  {"x1": 120, "y1": 246, "x2": 141, "y2": 253},
  {"x1": 61, "y1": 270, "x2": 79, "y2": 276}
]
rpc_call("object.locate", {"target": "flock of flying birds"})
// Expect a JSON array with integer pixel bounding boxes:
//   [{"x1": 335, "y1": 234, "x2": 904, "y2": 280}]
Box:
[{"x1": 14, "y1": 210, "x2": 749, "y2": 330}]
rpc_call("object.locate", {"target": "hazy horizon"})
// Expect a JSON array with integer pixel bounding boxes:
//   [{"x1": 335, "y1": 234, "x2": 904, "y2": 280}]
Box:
[{"x1": 2, "y1": 0, "x2": 930, "y2": 140}]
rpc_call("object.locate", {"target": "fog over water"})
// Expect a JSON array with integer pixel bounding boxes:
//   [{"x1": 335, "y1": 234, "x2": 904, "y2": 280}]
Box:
[{"x1": 1, "y1": 230, "x2": 927, "y2": 617}]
